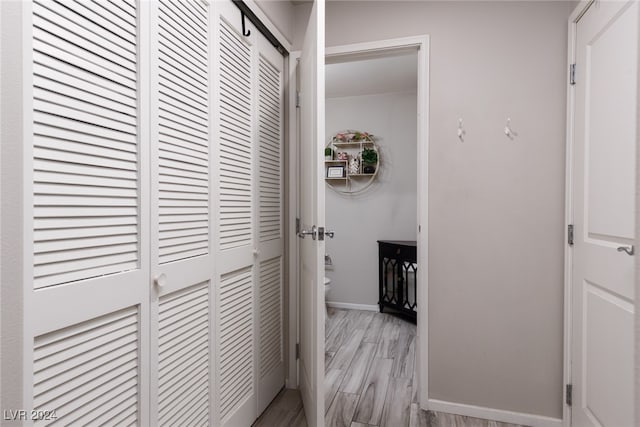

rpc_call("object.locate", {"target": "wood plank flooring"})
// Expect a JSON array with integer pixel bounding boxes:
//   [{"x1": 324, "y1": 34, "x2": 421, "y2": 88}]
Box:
[
  {"x1": 256, "y1": 308, "x2": 526, "y2": 427},
  {"x1": 253, "y1": 388, "x2": 307, "y2": 427},
  {"x1": 325, "y1": 308, "x2": 526, "y2": 427}
]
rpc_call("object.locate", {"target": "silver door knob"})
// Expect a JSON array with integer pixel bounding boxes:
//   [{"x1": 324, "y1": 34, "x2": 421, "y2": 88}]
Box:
[
  {"x1": 325, "y1": 229, "x2": 335, "y2": 239},
  {"x1": 298, "y1": 225, "x2": 317, "y2": 240},
  {"x1": 617, "y1": 245, "x2": 634, "y2": 256}
]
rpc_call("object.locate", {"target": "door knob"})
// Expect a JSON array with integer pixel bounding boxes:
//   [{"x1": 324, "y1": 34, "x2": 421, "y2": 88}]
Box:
[
  {"x1": 617, "y1": 245, "x2": 634, "y2": 256},
  {"x1": 298, "y1": 225, "x2": 317, "y2": 240},
  {"x1": 154, "y1": 273, "x2": 167, "y2": 287},
  {"x1": 325, "y1": 229, "x2": 335, "y2": 239}
]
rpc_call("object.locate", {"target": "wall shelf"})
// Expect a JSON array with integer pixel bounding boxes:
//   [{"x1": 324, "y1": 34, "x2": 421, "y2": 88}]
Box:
[
  {"x1": 332, "y1": 141, "x2": 375, "y2": 147},
  {"x1": 324, "y1": 130, "x2": 380, "y2": 195}
]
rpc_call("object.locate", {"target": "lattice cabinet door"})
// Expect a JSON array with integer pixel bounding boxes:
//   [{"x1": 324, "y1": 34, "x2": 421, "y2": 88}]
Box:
[{"x1": 378, "y1": 240, "x2": 418, "y2": 320}]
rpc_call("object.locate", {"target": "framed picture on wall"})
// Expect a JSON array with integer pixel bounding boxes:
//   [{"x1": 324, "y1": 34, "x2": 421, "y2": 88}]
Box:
[{"x1": 327, "y1": 165, "x2": 345, "y2": 178}]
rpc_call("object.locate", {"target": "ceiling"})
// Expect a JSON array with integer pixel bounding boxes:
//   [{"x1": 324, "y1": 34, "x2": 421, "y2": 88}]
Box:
[{"x1": 325, "y1": 51, "x2": 418, "y2": 98}]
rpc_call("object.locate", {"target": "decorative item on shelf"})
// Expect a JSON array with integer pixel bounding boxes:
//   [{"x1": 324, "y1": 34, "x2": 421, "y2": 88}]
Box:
[
  {"x1": 324, "y1": 147, "x2": 333, "y2": 161},
  {"x1": 349, "y1": 157, "x2": 360, "y2": 175},
  {"x1": 361, "y1": 147, "x2": 378, "y2": 174},
  {"x1": 337, "y1": 151, "x2": 348, "y2": 161},
  {"x1": 327, "y1": 165, "x2": 345, "y2": 178},
  {"x1": 332, "y1": 129, "x2": 374, "y2": 143}
]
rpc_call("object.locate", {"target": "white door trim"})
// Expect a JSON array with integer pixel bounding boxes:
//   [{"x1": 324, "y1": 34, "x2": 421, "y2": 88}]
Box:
[
  {"x1": 286, "y1": 50, "x2": 301, "y2": 389},
  {"x1": 562, "y1": 3, "x2": 584, "y2": 426},
  {"x1": 563, "y1": 3, "x2": 591, "y2": 426},
  {"x1": 325, "y1": 34, "x2": 431, "y2": 408}
]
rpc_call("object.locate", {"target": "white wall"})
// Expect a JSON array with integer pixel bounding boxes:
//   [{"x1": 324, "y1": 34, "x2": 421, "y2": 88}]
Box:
[
  {"x1": 325, "y1": 91, "x2": 417, "y2": 306},
  {"x1": 292, "y1": 2, "x2": 313, "y2": 51},
  {"x1": 0, "y1": 0, "x2": 24, "y2": 412},
  {"x1": 326, "y1": 1, "x2": 573, "y2": 420},
  {"x1": 253, "y1": 0, "x2": 295, "y2": 46}
]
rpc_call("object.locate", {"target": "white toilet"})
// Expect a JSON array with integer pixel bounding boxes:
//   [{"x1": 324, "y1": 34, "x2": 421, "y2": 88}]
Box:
[{"x1": 323, "y1": 276, "x2": 331, "y2": 318}]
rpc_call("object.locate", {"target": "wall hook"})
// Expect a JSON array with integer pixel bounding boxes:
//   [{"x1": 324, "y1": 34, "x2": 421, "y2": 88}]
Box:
[
  {"x1": 457, "y1": 118, "x2": 466, "y2": 142},
  {"x1": 241, "y1": 11, "x2": 251, "y2": 37},
  {"x1": 504, "y1": 118, "x2": 518, "y2": 140}
]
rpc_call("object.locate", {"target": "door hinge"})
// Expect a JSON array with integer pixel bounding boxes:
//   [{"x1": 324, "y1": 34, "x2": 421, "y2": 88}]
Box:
[
  {"x1": 568, "y1": 224, "x2": 574, "y2": 246},
  {"x1": 569, "y1": 63, "x2": 576, "y2": 85},
  {"x1": 295, "y1": 343, "x2": 300, "y2": 360},
  {"x1": 566, "y1": 384, "x2": 572, "y2": 406},
  {"x1": 296, "y1": 217, "x2": 301, "y2": 234},
  {"x1": 296, "y1": 91, "x2": 301, "y2": 108}
]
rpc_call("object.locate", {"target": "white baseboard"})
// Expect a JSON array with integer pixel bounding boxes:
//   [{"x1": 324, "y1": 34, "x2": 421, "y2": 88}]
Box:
[
  {"x1": 326, "y1": 301, "x2": 379, "y2": 312},
  {"x1": 427, "y1": 399, "x2": 563, "y2": 427}
]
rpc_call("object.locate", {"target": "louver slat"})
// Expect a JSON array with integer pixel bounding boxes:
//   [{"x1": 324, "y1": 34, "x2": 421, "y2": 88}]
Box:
[
  {"x1": 219, "y1": 267, "x2": 253, "y2": 419},
  {"x1": 33, "y1": 307, "x2": 139, "y2": 426},
  {"x1": 32, "y1": 0, "x2": 139, "y2": 289},
  {"x1": 158, "y1": 283, "x2": 209, "y2": 427},
  {"x1": 258, "y1": 57, "x2": 282, "y2": 242},
  {"x1": 259, "y1": 257, "x2": 283, "y2": 379},
  {"x1": 158, "y1": 0, "x2": 210, "y2": 265},
  {"x1": 218, "y1": 20, "x2": 253, "y2": 251}
]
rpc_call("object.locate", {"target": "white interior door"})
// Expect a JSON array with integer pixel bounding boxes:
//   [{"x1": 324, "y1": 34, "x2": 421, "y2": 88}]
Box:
[
  {"x1": 212, "y1": 2, "x2": 286, "y2": 421},
  {"x1": 149, "y1": 0, "x2": 214, "y2": 425},
  {"x1": 571, "y1": 1, "x2": 638, "y2": 426},
  {"x1": 212, "y1": 1, "x2": 258, "y2": 425},
  {"x1": 28, "y1": 0, "x2": 150, "y2": 424},
  {"x1": 297, "y1": 1, "x2": 325, "y2": 426},
  {"x1": 254, "y1": 28, "x2": 287, "y2": 415}
]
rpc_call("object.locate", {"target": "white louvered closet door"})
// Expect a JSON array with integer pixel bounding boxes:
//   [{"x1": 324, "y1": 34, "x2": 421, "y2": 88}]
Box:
[
  {"x1": 212, "y1": 1, "x2": 259, "y2": 426},
  {"x1": 149, "y1": 0, "x2": 213, "y2": 426},
  {"x1": 29, "y1": 1, "x2": 150, "y2": 425},
  {"x1": 254, "y1": 33, "x2": 286, "y2": 415}
]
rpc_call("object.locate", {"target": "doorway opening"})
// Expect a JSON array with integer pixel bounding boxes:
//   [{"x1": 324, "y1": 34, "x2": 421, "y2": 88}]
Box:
[{"x1": 322, "y1": 37, "x2": 430, "y2": 423}]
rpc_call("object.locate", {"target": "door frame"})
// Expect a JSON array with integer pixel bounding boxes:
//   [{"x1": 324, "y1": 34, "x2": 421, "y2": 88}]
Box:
[
  {"x1": 322, "y1": 35, "x2": 431, "y2": 407},
  {"x1": 563, "y1": 2, "x2": 640, "y2": 427},
  {"x1": 286, "y1": 50, "x2": 301, "y2": 388},
  {"x1": 562, "y1": 3, "x2": 585, "y2": 426}
]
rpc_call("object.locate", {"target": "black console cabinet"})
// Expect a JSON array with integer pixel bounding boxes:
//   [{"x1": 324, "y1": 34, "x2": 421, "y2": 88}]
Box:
[{"x1": 377, "y1": 240, "x2": 417, "y2": 321}]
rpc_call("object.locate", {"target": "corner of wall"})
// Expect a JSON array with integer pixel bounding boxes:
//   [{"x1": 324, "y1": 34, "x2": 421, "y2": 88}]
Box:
[{"x1": 0, "y1": 0, "x2": 25, "y2": 412}]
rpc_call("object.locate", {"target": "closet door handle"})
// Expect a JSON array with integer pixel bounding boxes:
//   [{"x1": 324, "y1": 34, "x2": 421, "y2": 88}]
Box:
[{"x1": 154, "y1": 273, "x2": 167, "y2": 287}]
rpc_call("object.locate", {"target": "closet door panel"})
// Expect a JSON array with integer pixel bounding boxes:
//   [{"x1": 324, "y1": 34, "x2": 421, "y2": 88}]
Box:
[
  {"x1": 213, "y1": 1, "x2": 258, "y2": 425},
  {"x1": 157, "y1": 282, "x2": 210, "y2": 426},
  {"x1": 150, "y1": 0, "x2": 213, "y2": 426},
  {"x1": 27, "y1": 1, "x2": 150, "y2": 424},
  {"x1": 32, "y1": 0, "x2": 140, "y2": 290},
  {"x1": 255, "y1": 36, "x2": 285, "y2": 414}
]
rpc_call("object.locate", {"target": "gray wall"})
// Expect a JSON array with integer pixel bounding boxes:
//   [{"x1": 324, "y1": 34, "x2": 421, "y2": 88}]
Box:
[
  {"x1": 326, "y1": 1, "x2": 573, "y2": 419},
  {"x1": 325, "y1": 91, "x2": 417, "y2": 306},
  {"x1": 636, "y1": 16, "x2": 640, "y2": 425},
  {"x1": 253, "y1": 0, "x2": 295, "y2": 46}
]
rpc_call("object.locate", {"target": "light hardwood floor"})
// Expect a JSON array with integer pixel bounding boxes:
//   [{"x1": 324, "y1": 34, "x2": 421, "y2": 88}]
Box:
[{"x1": 255, "y1": 308, "x2": 525, "y2": 427}]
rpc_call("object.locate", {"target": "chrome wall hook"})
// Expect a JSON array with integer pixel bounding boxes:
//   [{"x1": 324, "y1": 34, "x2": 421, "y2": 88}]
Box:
[
  {"x1": 457, "y1": 118, "x2": 466, "y2": 142},
  {"x1": 504, "y1": 118, "x2": 518, "y2": 140}
]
